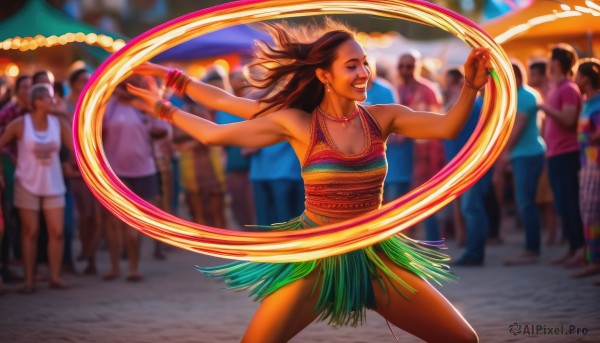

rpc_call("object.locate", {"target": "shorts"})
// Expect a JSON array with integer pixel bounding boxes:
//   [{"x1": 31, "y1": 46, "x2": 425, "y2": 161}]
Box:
[
  {"x1": 119, "y1": 173, "x2": 161, "y2": 201},
  {"x1": 14, "y1": 181, "x2": 65, "y2": 210}
]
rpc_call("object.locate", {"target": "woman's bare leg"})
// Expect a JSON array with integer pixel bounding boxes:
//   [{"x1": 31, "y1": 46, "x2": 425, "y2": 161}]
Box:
[
  {"x1": 104, "y1": 214, "x2": 123, "y2": 278},
  {"x1": 125, "y1": 226, "x2": 141, "y2": 278},
  {"x1": 187, "y1": 192, "x2": 207, "y2": 224},
  {"x1": 242, "y1": 270, "x2": 322, "y2": 343},
  {"x1": 84, "y1": 201, "x2": 104, "y2": 274},
  {"x1": 71, "y1": 182, "x2": 92, "y2": 260},
  {"x1": 43, "y1": 207, "x2": 65, "y2": 285},
  {"x1": 78, "y1": 214, "x2": 91, "y2": 261},
  {"x1": 19, "y1": 208, "x2": 40, "y2": 289},
  {"x1": 372, "y1": 254, "x2": 478, "y2": 343},
  {"x1": 209, "y1": 192, "x2": 226, "y2": 228},
  {"x1": 541, "y1": 203, "x2": 558, "y2": 245},
  {"x1": 149, "y1": 196, "x2": 166, "y2": 259},
  {"x1": 453, "y1": 200, "x2": 465, "y2": 246}
]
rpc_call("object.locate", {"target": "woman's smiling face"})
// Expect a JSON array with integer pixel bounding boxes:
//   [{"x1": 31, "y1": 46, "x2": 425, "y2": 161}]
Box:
[{"x1": 326, "y1": 39, "x2": 371, "y2": 102}]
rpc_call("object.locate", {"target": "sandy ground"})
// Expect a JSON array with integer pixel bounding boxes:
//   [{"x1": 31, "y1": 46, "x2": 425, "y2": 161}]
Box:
[{"x1": 0, "y1": 222, "x2": 599, "y2": 343}]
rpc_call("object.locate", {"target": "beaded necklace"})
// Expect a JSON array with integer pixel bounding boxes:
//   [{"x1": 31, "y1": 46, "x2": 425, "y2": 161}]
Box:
[{"x1": 316, "y1": 106, "x2": 360, "y2": 127}]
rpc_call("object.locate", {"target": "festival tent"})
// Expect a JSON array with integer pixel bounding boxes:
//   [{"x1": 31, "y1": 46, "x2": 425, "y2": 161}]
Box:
[
  {"x1": 150, "y1": 24, "x2": 274, "y2": 77},
  {"x1": 481, "y1": 0, "x2": 600, "y2": 62},
  {"x1": 153, "y1": 24, "x2": 272, "y2": 62},
  {"x1": 0, "y1": 0, "x2": 125, "y2": 71}
]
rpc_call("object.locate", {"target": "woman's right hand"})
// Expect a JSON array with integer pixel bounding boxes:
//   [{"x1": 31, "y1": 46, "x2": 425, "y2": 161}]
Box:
[
  {"x1": 133, "y1": 62, "x2": 169, "y2": 79},
  {"x1": 126, "y1": 77, "x2": 162, "y2": 116}
]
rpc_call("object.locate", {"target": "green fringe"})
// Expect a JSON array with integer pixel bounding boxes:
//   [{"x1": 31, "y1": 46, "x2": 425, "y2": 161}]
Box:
[{"x1": 197, "y1": 216, "x2": 456, "y2": 327}]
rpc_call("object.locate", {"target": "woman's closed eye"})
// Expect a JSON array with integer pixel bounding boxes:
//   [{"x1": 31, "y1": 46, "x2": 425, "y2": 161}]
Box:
[{"x1": 348, "y1": 62, "x2": 369, "y2": 71}]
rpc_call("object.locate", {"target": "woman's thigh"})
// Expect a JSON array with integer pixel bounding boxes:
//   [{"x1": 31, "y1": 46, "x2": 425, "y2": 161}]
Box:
[{"x1": 372, "y1": 253, "x2": 478, "y2": 343}]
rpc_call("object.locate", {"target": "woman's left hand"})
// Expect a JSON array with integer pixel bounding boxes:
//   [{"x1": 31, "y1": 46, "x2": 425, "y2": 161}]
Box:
[{"x1": 464, "y1": 48, "x2": 492, "y2": 90}]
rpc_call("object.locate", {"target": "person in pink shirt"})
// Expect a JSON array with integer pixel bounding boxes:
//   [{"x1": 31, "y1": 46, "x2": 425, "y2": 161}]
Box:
[
  {"x1": 528, "y1": 61, "x2": 559, "y2": 246},
  {"x1": 397, "y1": 51, "x2": 441, "y2": 112},
  {"x1": 102, "y1": 75, "x2": 169, "y2": 282},
  {"x1": 538, "y1": 43, "x2": 585, "y2": 266},
  {"x1": 397, "y1": 51, "x2": 444, "y2": 242}
]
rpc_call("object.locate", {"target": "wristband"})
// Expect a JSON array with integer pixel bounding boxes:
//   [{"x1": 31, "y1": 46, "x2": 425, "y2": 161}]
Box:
[
  {"x1": 154, "y1": 100, "x2": 176, "y2": 123},
  {"x1": 464, "y1": 78, "x2": 481, "y2": 91},
  {"x1": 165, "y1": 69, "x2": 191, "y2": 95}
]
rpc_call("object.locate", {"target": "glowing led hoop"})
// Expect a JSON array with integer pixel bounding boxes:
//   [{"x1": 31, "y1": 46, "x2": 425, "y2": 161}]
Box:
[{"x1": 74, "y1": 0, "x2": 516, "y2": 262}]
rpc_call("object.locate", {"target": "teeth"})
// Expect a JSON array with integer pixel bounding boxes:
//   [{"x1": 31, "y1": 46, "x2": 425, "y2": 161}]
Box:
[{"x1": 353, "y1": 83, "x2": 366, "y2": 89}]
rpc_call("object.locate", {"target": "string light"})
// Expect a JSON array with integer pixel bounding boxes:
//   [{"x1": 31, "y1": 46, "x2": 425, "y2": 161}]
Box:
[
  {"x1": 1, "y1": 33, "x2": 126, "y2": 52},
  {"x1": 5, "y1": 64, "x2": 19, "y2": 77}
]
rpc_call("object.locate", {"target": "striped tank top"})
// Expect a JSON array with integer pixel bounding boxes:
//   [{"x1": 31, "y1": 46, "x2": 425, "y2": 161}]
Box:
[{"x1": 301, "y1": 105, "x2": 387, "y2": 224}]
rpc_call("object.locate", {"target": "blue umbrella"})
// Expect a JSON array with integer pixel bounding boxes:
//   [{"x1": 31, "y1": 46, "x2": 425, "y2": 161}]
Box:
[{"x1": 153, "y1": 24, "x2": 272, "y2": 62}]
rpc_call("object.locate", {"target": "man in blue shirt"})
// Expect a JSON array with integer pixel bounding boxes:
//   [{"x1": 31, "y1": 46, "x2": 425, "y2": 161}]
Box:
[
  {"x1": 242, "y1": 71, "x2": 304, "y2": 226},
  {"x1": 503, "y1": 61, "x2": 546, "y2": 266},
  {"x1": 249, "y1": 142, "x2": 304, "y2": 226}
]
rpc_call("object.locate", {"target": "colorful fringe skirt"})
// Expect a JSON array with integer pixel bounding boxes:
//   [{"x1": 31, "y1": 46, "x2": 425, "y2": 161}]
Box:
[{"x1": 198, "y1": 213, "x2": 456, "y2": 327}]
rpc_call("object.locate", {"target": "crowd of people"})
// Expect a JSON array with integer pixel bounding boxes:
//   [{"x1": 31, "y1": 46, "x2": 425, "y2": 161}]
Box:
[{"x1": 0, "y1": 40, "x2": 598, "y2": 298}]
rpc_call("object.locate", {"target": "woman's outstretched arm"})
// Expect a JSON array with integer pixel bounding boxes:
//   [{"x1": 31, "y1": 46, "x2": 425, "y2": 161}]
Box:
[
  {"x1": 158, "y1": 107, "x2": 290, "y2": 147},
  {"x1": 378, "y1": 48, "x2": 491, "y2": 140},
  {"x1": 126, "y1": 82, "x2": 291, "y2": 148},
  {"x1": 133, "y1": 63, "x2": 272, "y2": 120}
]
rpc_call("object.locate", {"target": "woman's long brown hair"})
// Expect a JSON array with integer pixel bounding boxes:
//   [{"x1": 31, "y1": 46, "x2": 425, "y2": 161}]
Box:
[{"x1": 247, "y1": 19, "x2": 356, "y2": 118}]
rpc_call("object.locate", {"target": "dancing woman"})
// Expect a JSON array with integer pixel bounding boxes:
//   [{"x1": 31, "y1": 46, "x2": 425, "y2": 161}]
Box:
[{"x1": 128, "y1": 20, "x2": 490, "y2": 343}]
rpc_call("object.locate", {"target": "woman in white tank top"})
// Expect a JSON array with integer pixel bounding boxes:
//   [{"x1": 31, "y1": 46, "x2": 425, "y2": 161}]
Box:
[{"x1": 0, "y1": 83, "x2": 73, "y2": 293}]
